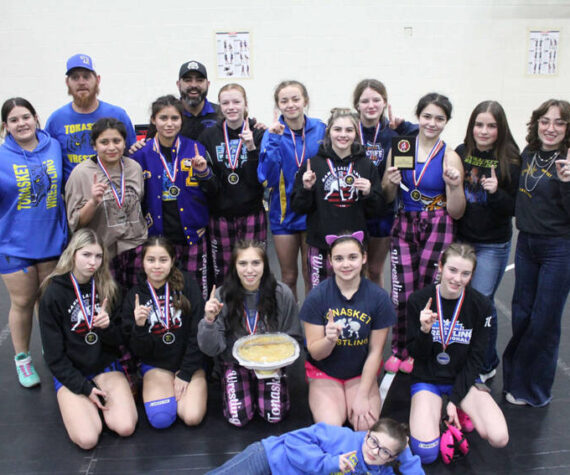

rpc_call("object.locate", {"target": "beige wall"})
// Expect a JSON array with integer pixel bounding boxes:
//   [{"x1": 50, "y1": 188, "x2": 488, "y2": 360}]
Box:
[{"x1": 1, "y1": 0, "x2": 569, "y2": 148}]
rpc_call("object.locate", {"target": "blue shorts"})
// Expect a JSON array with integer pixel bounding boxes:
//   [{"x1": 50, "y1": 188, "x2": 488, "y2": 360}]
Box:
[
  {"x1": 53, "y1": 360, "x2": 122, "y2": 393},
  {"x1": 0, "y1": 255, "x2": 55, "y2": 275},
  {"x1": 411, "y1": 382, "x2": 454, "y2": 398},
  {"x1": 367, "y1": 215, "x2": 395, "y2": 238},
  {"x1": 140, "y1": 362, "x2": 158, "y2": 377},
  {"x1": 270, "y1": 223, "x2": 305, "y2": 236}
]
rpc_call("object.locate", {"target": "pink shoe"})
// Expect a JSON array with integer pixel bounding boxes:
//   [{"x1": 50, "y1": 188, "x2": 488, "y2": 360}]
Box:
[
  {"x1": 399, "y1": 356, "x2": 414, "y2": 374},
  {"x1": 457, "y1": 409, "x2": 474, "y2": 433},
  {"x1": 384, "y1": 355, "x2": 401, "y2": 373}
]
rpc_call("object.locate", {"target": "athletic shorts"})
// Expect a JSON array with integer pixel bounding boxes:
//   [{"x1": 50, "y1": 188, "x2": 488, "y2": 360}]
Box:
[
  {"x1": 53, "y1": 360, "x2": 122, "y2": 393},
  {"x1": 305, "y1": 360, "x2": 374, "y2": 385},
  {"x1": 0, "y1": 255, "x2": 55, "y2": 275},
  {"x1": 410, "y1": 382, "x2": 453, "y2": 398}
]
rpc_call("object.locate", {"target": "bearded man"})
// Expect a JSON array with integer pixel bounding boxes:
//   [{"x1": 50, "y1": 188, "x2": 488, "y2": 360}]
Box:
[{"x1": 46, "y1": 54, "x2": 136, "y2": 180}]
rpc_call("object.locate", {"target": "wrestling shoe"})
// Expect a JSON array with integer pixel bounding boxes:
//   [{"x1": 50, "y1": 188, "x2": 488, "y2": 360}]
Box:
[
  {"x1": 384, "y1": 355, "x2": 401, "y2": 373},
  {"x1": 505, "y1": 392, "x2": 528, "y2": 406},
  {"x1": 457, "y1": 408, "x2": 474, "y2": 433},
  {"x1": 479, "y1": 368, "x2": 496, "y2": 383},
  {"x1": 399, "y1": 356, "x2": 414, "y2": 374},
  {"x1": 15, "y1": 352, "x2": 40, "y2": 388}
]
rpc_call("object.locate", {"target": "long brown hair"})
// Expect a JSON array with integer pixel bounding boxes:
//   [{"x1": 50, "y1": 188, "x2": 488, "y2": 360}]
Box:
[{"x1": 463, "y1": 101, "x2": 520, "y2": 183}]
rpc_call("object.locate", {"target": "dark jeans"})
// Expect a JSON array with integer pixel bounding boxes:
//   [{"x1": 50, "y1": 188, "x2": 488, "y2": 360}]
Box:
[
  {"x1": 502, "y1": 232, "x2": 570, "y2": 407},
  {"x1": 469, "y1": 241, "x2": 511, "y2": 373},
  {"x1": 206, "y1": 441, "x2": 271, "y2": 475}
]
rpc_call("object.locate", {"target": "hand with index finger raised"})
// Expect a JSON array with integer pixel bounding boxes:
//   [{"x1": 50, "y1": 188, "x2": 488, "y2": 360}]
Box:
[
  {"x1": 269, "y1": 109, "x2": 285, "y2": 135},
  {"x1": 420, "y1": 297, "x2": 437, "y2": 333},
  {"x1": 91, "y1": 173, "x2": 107, "y2": 205},
  {"x1": 302, "y1": 158, "x2": 316, "y2": 190},
  {"x1": 204, "y1": 285, "x2": 223, "y2": 323},
  {"x1": 192, "y1": 143, "x2": 208, "y2": 173},
  {"x1": 134, "y1": 293, "x2": 151, "y2": 327}
]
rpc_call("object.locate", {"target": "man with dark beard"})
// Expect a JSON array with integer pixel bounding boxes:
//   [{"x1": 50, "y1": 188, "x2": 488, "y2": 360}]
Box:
[
  {"x1": 177, "y1": 60, "x2": 219, "y2": 140},
  {"x1": 46, "y1": 54, "x2": 136, "y2": 181}
]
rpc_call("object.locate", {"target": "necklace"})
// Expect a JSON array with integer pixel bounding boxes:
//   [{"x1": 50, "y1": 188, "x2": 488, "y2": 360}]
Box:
[{"x1": 524, "y1": 151, "x2": 559, "y2": 193}]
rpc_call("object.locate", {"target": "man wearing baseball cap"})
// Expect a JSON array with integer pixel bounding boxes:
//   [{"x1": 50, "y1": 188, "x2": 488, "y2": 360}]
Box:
[
  {"x1": 176, "y1": 60, "x2": 220, "y2": 140},
  {"x1": 45, "y1": 54, "x2": 137, "y2": 180}
]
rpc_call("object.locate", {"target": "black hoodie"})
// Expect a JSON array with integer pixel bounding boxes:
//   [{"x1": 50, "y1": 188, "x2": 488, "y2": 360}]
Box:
[
  {"x1": 197, "y1": 118, "x2": 265, "y2": 218},
  {"x1": 121, "y1": 272, "x2": 204, "y2": 382},
  {"x1": 291, "y1": 143, "x2": 388, "y2": 249},
  {"x1": 39, "y1": 273, "x2": 123, "y2": 396}
]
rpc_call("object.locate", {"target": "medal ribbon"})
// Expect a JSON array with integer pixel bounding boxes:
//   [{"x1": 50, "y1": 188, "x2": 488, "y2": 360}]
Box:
[
  {"x1": 413, "y1": 138, "x2": 444, "y2": 188},
  {"x1": 326, "y1": 159, "x2": 354, "y2": 180},
  {"x1": 290, "y1": 126, "x2": 306, "y2": 168},
  {"x1": 243, "y1": 294, "x2": 259, "y2": 335},
  {"x1": 97, "y1": 157, "x2": 125, "y2": 208},
  {"x1": 70, "y1": 274, "x2": 96, "y2": 331},
  {"x1": 435, "y1": 284, "x2": 465, "y2": 352},
  {"x1": 223, "y1": 121, "x2": 245, "y2": 171},
  {"x1": 358, "y1": 122, "x2": 381, "y2": 147},
  {"x1": 147, "y1": 281, "x2": 171, "y2": 330},
  {"x1": 153, "y1": 136, "x2": 181, "y2": 184}
]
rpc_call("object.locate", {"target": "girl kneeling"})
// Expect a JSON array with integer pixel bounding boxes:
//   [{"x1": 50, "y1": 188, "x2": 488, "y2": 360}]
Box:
[
  {"x1": 198, "y1": 240, "x2": 302, "y2": 427},
  {"x1": 300, "y1": 232, "x2": 395, "y2": 430},
  {"x1": 406, "y1": 243, "x2": 508, "y2": 464},
  {"x1": 39, "y1": 229, "x2": 137, "y2": 450},
  {"x1": 122, "y1": 237, "x2": 207, "y2": 429}
]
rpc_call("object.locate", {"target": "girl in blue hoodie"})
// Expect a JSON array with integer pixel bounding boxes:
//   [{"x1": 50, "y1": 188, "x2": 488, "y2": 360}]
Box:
[
  {"x1": 0, "y1": 97, "x2": 67, "y2": 388},
  {"x1": 206, "y1": 418, "x2": 424, "y2": 475},
  {"x1": 258, "y1": 80, "x2": 326, "y2": 299}
]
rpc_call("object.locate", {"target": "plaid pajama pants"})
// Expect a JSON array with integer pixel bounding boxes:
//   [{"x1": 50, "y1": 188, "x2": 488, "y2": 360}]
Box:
[
  {"x1": 221, "y1": 362, "x2": 290, "y2": 427},
  {"x1": 208, "y1": 210, "x2": 267, "y2": 286},
  {"x1": 110, "y1": 245, "x2": 144, "y2": 293},
  {"x1": 390, "y1": 209, "x2": 455, "y2": 357},
  {"x1": 307, "y1": 245, "x2": 333, "y2": 290}
]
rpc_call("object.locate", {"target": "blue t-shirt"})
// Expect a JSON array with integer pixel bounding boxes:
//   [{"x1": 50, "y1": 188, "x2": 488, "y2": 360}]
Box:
[
  {"x1": 45, "y1": 101, "x2": 136, "y2": 180},
  {"x1": 299, "y1": 277, "x2": 396, "y2": 380}
]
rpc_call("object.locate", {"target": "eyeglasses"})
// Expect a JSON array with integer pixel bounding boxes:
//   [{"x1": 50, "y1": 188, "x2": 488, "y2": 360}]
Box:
[
  {"x1": 366, "y1": 432, "x2": 395, "y2": 459},
  {"x1": 538, "y1": 118, "x2": 567, "y2": 129}
]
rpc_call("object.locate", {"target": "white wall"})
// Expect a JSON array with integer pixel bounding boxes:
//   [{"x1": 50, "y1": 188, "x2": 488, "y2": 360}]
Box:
[{"x1": 1, "y1": 0, "x2": 569, "y2": 147}]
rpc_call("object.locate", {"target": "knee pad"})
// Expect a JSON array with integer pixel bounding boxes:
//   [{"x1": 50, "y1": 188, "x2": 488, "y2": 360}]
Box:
[
  {"x1": 410, "y1": 436, "x2": 440, "y2": 464},
  {"x1": 144, "y1": 397, "x2": 177, "y2": 429}
]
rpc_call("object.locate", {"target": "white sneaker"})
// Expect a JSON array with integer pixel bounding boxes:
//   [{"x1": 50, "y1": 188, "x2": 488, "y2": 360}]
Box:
[
  {"x1": 479, "y1": 368, "x2": 496, "y2": 383},
  {"x1": 505, "y1": 392, "x2": 528, "y2": 406}
]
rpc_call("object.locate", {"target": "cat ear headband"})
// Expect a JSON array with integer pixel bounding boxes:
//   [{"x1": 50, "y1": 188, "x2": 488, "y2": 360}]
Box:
[{"x1": 325, "y1": 231, "x2": 364, "y2": 246}]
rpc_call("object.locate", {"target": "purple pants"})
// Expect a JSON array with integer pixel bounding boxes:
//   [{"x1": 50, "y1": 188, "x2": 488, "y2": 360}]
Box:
[
  {"x1": 307, "y1": 245, "x2": 333, "y2": 289},
  {"x1": 221, "y1": 362, "x2": 290, "y2": 427},
  {"x1": 208, "y1": 210, "x2": 267, "y2": 286},
  {"x1": 390, "y1": 209, "x2": 454, "y2": 357}
]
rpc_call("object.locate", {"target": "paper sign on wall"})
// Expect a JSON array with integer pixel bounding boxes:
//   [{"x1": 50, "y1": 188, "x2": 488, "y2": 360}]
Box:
[
  {"x1": 528, "y1": 30, "x2": 559, "y2": 75},
  {"x1": 216, "y1": 32, "x2": 251, "y2": 79}
]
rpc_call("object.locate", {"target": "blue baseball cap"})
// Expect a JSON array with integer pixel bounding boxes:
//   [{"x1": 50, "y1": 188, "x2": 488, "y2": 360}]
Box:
[{"x1": 66, "y1": 54, "x2": 96, "y2": 75}]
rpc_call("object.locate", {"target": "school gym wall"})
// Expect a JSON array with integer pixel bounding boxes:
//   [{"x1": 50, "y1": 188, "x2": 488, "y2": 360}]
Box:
[{"x1": 1, "y1": 0, "x2": 568, "y2": 147}]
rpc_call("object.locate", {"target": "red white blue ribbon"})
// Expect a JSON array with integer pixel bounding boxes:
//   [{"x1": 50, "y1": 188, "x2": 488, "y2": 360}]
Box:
[
  {"x1": 435, "y1": 284, "x2": 465, "y2": 351},
  {"x1": 97, "y1": 157, "x2": 125, "y2": 208},
  {"x1": 223, "y1": 121, "x2": 245, "y2": 171},
  {"x1": 413, "y1": 138, "x2": 443, "y2": 188},
  {"x1": 70, "y1": 274, "x2": 96, "y2": 331},
  {"x1": 153, "y1": 136, "x2": 181, "y2": 184},
  {"x1": 326, "y1": 159, "x2": 353, "y2": 179},
  {"x1": 147, "y1": 281, "x2": 171, "y2": 330},
  {"x1": 359, "y1": 121, "x2": 381, "y2": 146},
  {"x1": 290, "y1": 126, "x2": 306, "y2": 169}
]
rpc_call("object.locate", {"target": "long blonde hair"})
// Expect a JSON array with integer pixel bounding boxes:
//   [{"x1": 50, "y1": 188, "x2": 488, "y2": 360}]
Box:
[{"x1": 41, "y1": 229, "x2": 118, "y2": 307}]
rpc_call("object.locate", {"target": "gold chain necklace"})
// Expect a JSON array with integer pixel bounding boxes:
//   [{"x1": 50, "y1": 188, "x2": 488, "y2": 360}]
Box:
[{"x1": 524, "y1": 151, "x2": 559, "y2": 193}]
